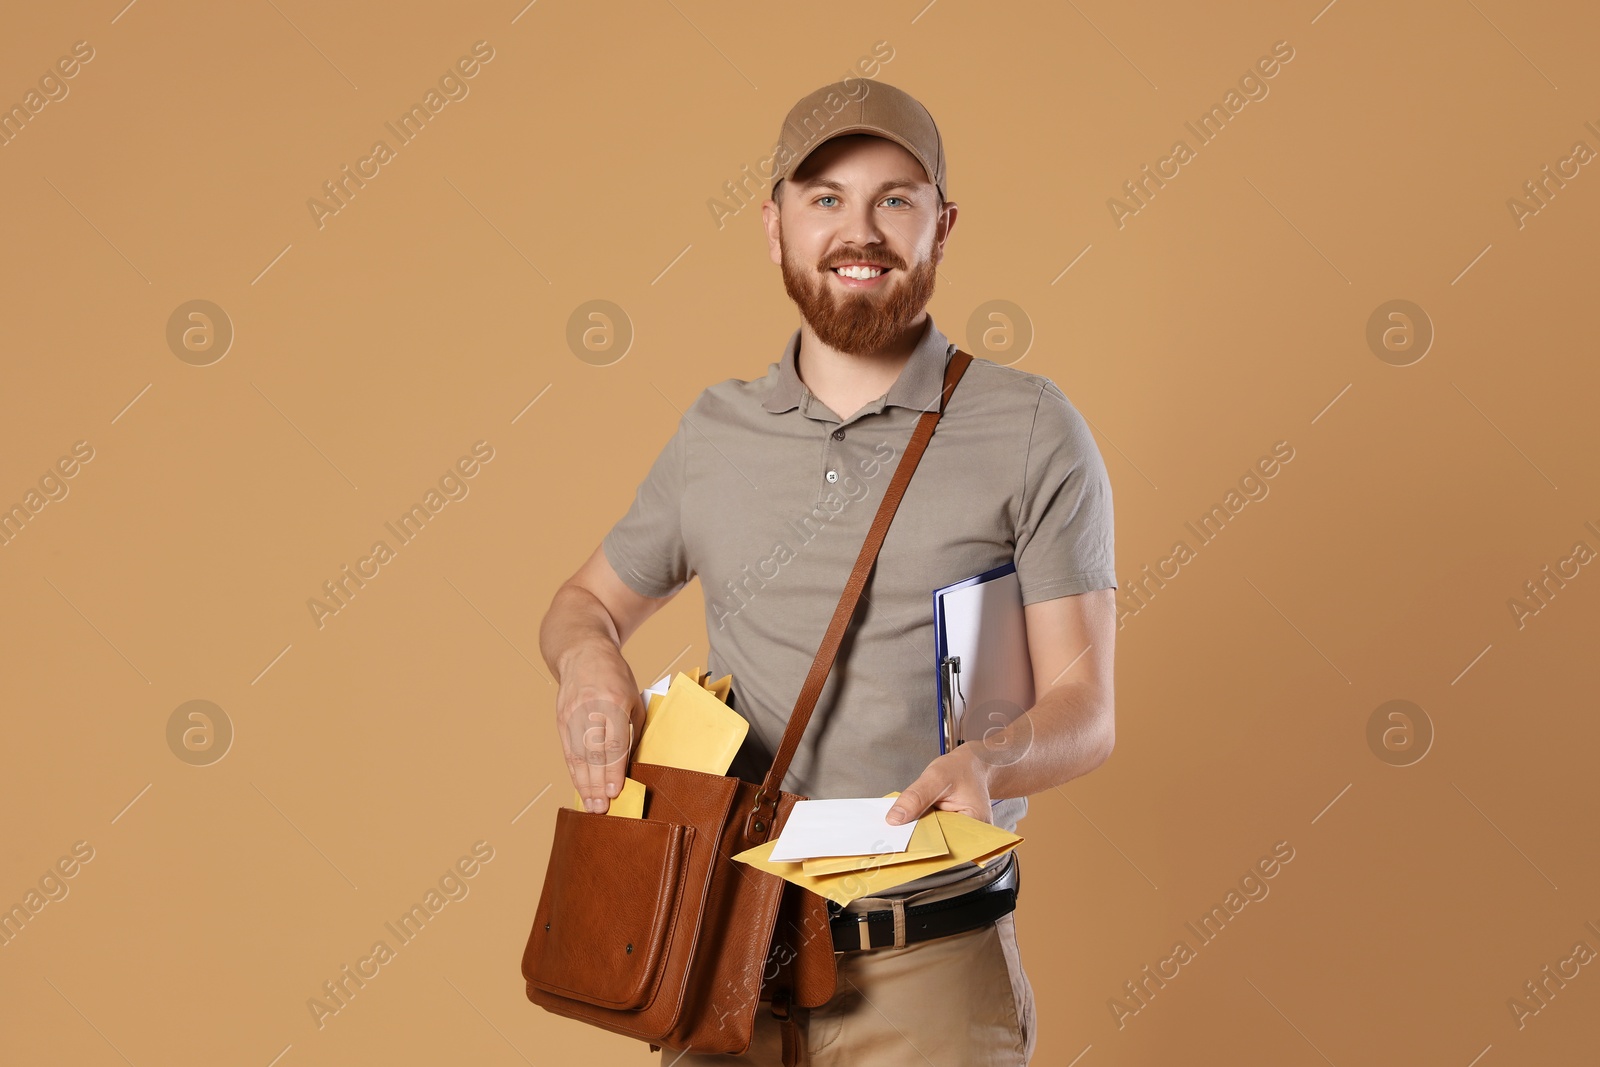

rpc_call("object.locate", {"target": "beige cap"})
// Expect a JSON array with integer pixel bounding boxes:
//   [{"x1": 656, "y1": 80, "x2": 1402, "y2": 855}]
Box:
[{"x1": 772, "y1": 80, "x2": 946, "y2": 202}]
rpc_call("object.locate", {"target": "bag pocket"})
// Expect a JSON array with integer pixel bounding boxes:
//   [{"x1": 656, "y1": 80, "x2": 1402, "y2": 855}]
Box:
[{"x1": 524, "y1": 805, "x2": 696, "y2": 1011}]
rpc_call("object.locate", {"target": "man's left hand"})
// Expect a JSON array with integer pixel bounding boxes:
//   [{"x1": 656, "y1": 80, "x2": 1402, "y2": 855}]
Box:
[{"x1": 885, "y1": 745, "x2": 994, "y2": 826}]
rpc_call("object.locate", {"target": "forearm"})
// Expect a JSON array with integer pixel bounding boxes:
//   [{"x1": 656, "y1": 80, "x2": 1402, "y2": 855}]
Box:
[
  {"x1": 966, "y1": 680, "x2": 1114, "y2": 799},
  {"x1": 538, "y1": 583, "x2": 624, "y2": 681}
]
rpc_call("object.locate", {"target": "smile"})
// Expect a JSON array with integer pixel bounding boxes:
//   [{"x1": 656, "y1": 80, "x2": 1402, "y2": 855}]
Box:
[{"x1": 830, "y1": 265, "x2": 891, "y2": 287}]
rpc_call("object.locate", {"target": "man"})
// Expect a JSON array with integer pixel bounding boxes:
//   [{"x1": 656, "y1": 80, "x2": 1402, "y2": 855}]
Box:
[{"x1": 537, "y1": 80, "x2": 1117, "y2": 1065}]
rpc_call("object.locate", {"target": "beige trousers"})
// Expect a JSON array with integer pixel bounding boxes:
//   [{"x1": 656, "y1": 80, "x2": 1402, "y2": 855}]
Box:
[{"x1": 661, "y1": 909, "x2": 1036, "y2": 1066}]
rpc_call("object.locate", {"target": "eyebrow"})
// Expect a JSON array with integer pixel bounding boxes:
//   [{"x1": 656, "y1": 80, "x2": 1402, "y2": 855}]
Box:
[{"x1": 794, "y1": 177, "x2": 925, "y2": 196}]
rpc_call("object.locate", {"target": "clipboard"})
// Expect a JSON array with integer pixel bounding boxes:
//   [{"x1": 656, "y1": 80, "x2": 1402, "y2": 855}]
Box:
[{"x1": 932, "y1": 562, "x2": 1036, "y2": 754}]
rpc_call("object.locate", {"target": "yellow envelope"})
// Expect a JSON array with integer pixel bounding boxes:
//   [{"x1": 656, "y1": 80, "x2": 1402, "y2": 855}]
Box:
[
  {"x1": 734, "y1": 808, "x2": 1022, "y2": 906},
  {"x1": 570, "y1": 776, "x2": 646, "y2": 818},
  {"x1": 643, "y1": 671, "x2": 732, "y2": 739},
  {"x1": 641, "y1": 691, "x2": 666, "y2": 732},
  {"x1": 704, "y1": 672, "x2": 732, "y2": 704},
  {"x1": 633, "y1": 672, "x2": 749, "y2": 776},
  {"x1": 801, "y1": 793, "x2": 951, "y2": 875}
]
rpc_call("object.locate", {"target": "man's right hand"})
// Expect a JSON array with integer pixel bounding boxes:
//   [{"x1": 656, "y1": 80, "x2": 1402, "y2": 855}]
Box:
[{"x1": 555, "y1": 643, "x2": 645, "y2": 814}]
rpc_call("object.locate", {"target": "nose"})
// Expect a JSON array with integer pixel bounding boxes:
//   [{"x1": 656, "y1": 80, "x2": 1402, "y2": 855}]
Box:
[{"x1": 837, "y1": 192, "x2": 887, "y2": 251}]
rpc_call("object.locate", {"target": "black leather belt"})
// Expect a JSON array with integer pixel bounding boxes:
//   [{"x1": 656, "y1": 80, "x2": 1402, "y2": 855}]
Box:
[{"x1": 828, "y1": 855, "x2": 1019, "y2": 952}]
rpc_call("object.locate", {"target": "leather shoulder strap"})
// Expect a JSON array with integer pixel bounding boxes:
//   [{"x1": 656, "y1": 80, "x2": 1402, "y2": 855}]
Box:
[{"x1": 744, "y1": 348, "x2": 975, "y2": 842}]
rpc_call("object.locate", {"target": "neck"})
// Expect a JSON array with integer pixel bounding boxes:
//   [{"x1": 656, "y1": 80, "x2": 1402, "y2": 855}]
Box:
[{"x1": 795, "y1": 313, "x2": 928, "y2": 411}]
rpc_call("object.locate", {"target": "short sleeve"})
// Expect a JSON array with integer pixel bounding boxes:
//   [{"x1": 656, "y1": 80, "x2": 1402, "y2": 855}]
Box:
[
  {"x1": 1013, "y1": 380, "x2": 1117, "y2": 604},
  {"x1": 600, "y1": 415, "x2": 692, "y2": 599}
]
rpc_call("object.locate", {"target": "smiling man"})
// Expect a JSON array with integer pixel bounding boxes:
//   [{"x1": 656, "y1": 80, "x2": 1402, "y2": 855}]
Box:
[{"x1": 539, "y1": 80, "x2": 1118, "y2": 1065}]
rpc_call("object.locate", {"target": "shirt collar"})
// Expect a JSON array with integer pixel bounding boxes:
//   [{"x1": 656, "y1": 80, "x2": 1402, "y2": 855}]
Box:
[{"x1": 762, "y1": 314, "x2": 953, "y2": 417}]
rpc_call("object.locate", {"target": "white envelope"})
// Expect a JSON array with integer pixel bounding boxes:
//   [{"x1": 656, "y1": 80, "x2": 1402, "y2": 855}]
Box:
[{"x1": 767, "y1": 797, "x2": 918, "y2": 862}]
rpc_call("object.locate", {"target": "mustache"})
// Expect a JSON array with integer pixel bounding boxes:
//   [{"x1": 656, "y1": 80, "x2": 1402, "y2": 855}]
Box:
[{"x1": 821, "y1": 253, "x2": 902, "y2": 271}]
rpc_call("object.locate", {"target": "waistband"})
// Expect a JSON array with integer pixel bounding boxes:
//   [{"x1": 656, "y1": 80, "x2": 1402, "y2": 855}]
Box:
[{"x1": 837, "y1": 848, "x2": 1018, "y2": 915}]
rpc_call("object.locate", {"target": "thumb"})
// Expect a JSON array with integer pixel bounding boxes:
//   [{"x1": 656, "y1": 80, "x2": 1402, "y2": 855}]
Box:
[{"x1": 886, "y1": 781, "x2": 938, "y2": 825}]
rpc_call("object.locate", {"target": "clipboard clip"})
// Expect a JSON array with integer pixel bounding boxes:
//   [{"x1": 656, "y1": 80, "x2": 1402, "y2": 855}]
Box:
[{"x1": 939, "y1": 654, "x2": 965, "y2": 753}]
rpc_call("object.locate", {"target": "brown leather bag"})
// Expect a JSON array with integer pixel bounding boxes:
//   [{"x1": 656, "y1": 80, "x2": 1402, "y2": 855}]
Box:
[{"x1": 522, "y1": 349, "x2": 976, "y2": 1062}]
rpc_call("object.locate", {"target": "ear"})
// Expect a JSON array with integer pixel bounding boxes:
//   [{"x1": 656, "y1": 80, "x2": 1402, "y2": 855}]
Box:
[
  {"x1": 932, "y1": 200, "x2": 958, "y2": 266},
  {"x1": 761, "y1": 198, "x2": 783, "y2": 265}
]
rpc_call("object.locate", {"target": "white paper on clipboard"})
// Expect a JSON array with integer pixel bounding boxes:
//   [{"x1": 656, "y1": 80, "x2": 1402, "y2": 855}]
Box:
[{"x1": 932, "y1": 562, "x2": 1036, "y2": 754}]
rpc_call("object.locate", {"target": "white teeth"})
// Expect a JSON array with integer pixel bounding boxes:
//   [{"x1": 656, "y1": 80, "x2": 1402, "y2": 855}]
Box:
[{"x1": 833, "y1": 265, "x2": 885, "y2": 279}]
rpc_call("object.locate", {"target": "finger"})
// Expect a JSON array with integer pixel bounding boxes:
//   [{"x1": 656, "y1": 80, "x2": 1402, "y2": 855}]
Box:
[
  {"x1": 598, "y1": 703, "x2": 633, "y2": 806},
  {"x1": 602, "y1": 701, "x2": 635, "y2": 799},
  {"x1": 932, "y1": 793, "x2": 989, "y2": 823},
  {"x1": 565, "y1": 695, "x2": 620, "y2": 812},
  {"x1": 887, "y1": 781, "x2": 935, "y2": 825},
  {"x1": 557, "y1": 716, "x2": 601, "y2": 812},
  {"x1": 598, "y1": 708, "x2": 629, "y2": 802},
  {"x1": 578, "y1": 708, "x2": 616, "y2": 813}
]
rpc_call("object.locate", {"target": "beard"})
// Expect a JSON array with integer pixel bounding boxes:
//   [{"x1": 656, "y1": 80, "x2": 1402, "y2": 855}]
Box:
[{"x1": 779, "y1": 229, "x2": 939, "y2": 355}]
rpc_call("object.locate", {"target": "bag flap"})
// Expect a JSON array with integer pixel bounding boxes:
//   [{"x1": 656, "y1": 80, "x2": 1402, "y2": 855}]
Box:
[{"x1": 524, "y1": 806, "x2": 695, "y2": 1011}]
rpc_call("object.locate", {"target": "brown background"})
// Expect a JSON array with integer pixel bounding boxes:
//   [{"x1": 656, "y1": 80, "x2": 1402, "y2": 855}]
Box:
[{"x1": 2, "y1": 0, "x2": 1597, "y2": 1063}]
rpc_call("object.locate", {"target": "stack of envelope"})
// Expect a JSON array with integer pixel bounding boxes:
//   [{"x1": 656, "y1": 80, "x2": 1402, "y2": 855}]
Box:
[
  {"x1": 568, "y1": 669, "x2": 1022, "y2": 907},
  {"x1": 732, "y1": 792, "x2": 1022, "y2": 907}
]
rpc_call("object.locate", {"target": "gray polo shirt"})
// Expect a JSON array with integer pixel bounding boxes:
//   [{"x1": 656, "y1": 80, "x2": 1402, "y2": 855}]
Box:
[{"x1": 602, "y1": 313, "x2": 1116, "y2": 898}]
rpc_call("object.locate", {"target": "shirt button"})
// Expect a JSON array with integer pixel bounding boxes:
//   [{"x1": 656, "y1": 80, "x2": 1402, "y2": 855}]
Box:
[
  {"x1": 825, "y1": 469, "x2": 838, "y2": 483},
  {"x1": 831, "y1": 428, "x2": 845, "y2": 441}
]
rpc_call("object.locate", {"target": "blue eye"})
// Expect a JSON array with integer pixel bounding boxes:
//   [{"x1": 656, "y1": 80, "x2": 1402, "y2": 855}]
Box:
[{"x1": 815, "y1": 193, "x2": 911, "y2": 208}]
